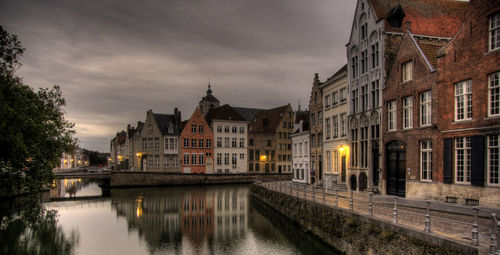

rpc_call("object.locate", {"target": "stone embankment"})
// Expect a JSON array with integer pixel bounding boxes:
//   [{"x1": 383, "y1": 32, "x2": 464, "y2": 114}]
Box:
[{"x1": 251, "y1": 184, "x2": 483, "y2": 255}]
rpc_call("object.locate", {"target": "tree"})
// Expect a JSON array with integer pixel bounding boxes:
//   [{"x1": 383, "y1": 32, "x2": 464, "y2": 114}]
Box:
[{"x1": 0, "y1": 26, "x2": 75, "y2": 195}]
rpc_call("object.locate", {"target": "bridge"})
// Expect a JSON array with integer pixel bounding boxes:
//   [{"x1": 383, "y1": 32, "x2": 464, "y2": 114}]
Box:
[{"x1": 53, "y1": 170, "x2": 112, "y2": 180}]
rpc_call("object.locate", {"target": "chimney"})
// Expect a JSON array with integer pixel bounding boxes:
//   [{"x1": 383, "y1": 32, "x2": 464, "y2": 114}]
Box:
[
  {"x1": 404, "y1": 20, "x2": 412, "y2": 32},
  {"x1": 174, "y1": 107, "x2": 178, "y2": 122}
]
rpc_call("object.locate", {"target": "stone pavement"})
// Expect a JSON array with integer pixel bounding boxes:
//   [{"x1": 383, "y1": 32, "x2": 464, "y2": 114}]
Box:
[{"x1": 262, "y1": 181, "x2": 499, "y2": 253}]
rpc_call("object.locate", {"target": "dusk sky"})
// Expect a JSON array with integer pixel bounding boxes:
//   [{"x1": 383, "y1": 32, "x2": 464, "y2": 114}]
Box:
[{"x1": 0, "y1": 0, "x2": 356, "y2": 152}]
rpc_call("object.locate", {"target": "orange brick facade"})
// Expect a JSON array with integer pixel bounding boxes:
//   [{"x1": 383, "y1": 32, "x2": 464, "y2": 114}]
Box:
[{"x1": 181, "y1": 108, "x2": 214, "y2": 173}]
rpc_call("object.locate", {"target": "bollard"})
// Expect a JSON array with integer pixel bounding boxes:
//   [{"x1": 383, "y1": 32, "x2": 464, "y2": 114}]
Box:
[
  {"x1": 312, "y1": 186, "x2": 315, "y2": 201},
  {"x1": 349, "y1": 190, "x2": 354, "y2": 211},
  {"x1": 323, "y1": 187, "x2": 326, "y2": 205},
  {"x1": 393, "y1": 196, "x2": 398, "y2": 224},
  {"x1": 280, "y1": 181, "x2": 282, "y2": 193},
  {"x1": 424, "y1": 200, "x2": 431, "y2": 233},
  {"x1": 335, "y1": 187, "x2": 338, "y2": 208},
  {"x1": 369, "y1": 192, "x2": 373, "y2": 216},
  {"x1": 490, "y1": 213, "x2": 497, "y2": 255},
  {"x1": 472, "y1": 206, "x2": 479, "y2": 246}
]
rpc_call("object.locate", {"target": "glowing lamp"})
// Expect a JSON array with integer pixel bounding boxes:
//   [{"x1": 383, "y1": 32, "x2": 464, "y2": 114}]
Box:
[{"x1": 259, "y1": 155, "x2": 267, "y2": 161}]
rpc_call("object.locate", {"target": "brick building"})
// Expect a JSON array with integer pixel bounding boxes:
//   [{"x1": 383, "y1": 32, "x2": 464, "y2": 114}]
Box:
[
  {"x1": 180, "y1": 107, "x2": 214, "y2": 173},
  {"x1": 309, "y1": 73, "x2": 323, "y2": 185},
  {"x1": 433, "y1": 0, "x2": 500, "y2": 207}
]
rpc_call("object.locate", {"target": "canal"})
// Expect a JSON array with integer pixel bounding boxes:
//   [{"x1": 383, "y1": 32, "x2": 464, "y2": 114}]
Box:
[{"x1": 0, "y1": 179, "x2": 341, "y2": 255}]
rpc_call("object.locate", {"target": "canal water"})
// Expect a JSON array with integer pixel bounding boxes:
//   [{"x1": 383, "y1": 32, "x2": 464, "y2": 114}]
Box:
[{"x1": 0, "y1": 179, "x2": 341, "y2": 255}]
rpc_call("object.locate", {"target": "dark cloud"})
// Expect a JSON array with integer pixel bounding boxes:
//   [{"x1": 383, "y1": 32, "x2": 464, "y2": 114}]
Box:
[{"x1": 0, "y1": 0, "x2": 355, "y2": 152}]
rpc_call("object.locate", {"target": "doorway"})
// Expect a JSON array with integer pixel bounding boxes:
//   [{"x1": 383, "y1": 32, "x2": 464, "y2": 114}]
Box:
[{"x1": 386, "y1": 141, "x2": 406, "y2": 197}]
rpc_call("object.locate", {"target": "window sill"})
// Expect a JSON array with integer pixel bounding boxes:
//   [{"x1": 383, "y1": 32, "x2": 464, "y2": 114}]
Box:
[
  {"x1": 484, "y1": 115, "x2": 500, "y2": 120},
  {"x1": 452, "y1": 119, "x2": 474, "y2": 124},
  {"x1": 485, "y1": 48, "x2": 500, "y2": 55}
]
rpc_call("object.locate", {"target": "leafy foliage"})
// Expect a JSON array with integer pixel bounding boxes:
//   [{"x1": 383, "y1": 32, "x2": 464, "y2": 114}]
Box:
[{"x1": 0, "y1": 26, "x2": 75, "y2": 195}]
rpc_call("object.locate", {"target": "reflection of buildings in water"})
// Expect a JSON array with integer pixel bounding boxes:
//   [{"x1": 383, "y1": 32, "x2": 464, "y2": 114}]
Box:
[
  {"x1": 213, "y1": 187, "x2": 248, "y2": 241},
  {"x1": 111, "y1": 194, "x2": 182, "y2": 250},
  {"x1": 180, "y1": 191, "x2": 214, "y2": 244},
  {"x1": 49, "y1": 179, "x2": 90, "y2": 198}
]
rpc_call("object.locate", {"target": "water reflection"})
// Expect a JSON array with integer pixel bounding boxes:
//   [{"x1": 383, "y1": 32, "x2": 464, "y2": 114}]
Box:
[{"x1": 50, "y1": 178, "x2": 102, "y2": 198}]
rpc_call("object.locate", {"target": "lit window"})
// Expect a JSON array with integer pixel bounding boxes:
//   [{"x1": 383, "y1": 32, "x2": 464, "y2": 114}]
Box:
[
  {"x1": 402, "y1": 61, "x2": 412, "y2": 82},
  {"x1": 489, "y1": 72, "x2": 500, "y2": 116},
  {"x1": 455, "y1": 137, "x2": 471, "y2": 184},
  {"x1": 420, "y1": 140, "x2": 432, "y2": 181},
  {"x1": 403, "y1": 96, "x2": 413, "y2": 129},
  {"x1": 490, "y1": 12, "x2": 500, "y2": 51},
  {"x1": 388, "y1": 100, "x2": 396, "y2": 131},
  {"x1": 455, "y1": 80, "x2": 472, "y2": 121},
  {"x1": 488, "y1": 135, "x2": 499, "y2": 186},
  {"x1": 420, "y1": 91, "x2": 432, "y2": 126}
]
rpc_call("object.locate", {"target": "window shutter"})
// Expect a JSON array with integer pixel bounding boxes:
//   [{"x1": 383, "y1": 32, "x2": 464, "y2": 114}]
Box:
[
  {"x1": 443, "y1": 138, "x2": 453, "y2": 184},
  {"x1": 471, "y1": 135, "x2": 485, "y2": 187}
]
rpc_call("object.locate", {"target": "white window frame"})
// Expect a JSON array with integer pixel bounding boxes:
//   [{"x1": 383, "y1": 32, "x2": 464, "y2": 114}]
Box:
[
  {"x1": 325, "y1": 118, "x2": 331, "y2": 139},
  {"x1": 333, "y1": 115, "x2": 339, "y2": 138},
  {"x1": 340, "y1": 113, "x2": 346, "y2": 137},
  {"x1": 490, "y1": 12, "x2": 500, "y2": 51},
  {"x1": 455, "y1": 137, "x2": 471, "y2": 184},
  {"x1": 489, "y1": 72, "x2": 500, "y2": 117},
  {"x1": 388, "y1": 100, "x2": 396, "y2": 131},
  {"x1": 455, "y1": 80, "x2": 472, "y2": 121},
  {"x1": 420, "y1": 91, "x2": 432, "y2": 127},
  {"x1": 199, "y1": 153, "x2": 205, "y2": 165},
  {"x1": 420, "y1": 140, "x2": 432, "y2": 181},
  {"x1": 402, "y1": 61, "x2": 412, "y2": 83},
  {"x1": 183, "y1": 153, "x2": 189, "y2": 165},
  {"x1": 403, "y1": 96, "x2": 413, "y2": 129},
  {"x1": 487, "y1": 135, "x2": 500, "y2": 186},
  {"x1": 325, "y1": 95, "x2": 330, "y2": 108}
]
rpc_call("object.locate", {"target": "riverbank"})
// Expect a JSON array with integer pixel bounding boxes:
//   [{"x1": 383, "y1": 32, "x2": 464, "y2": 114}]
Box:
[{"x1": 251, "y1": 183, "x2": 483, "y2": 255}]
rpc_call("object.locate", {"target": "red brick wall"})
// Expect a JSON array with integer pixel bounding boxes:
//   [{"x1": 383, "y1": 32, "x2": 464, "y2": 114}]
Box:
[{"x1": 181, "y1": 108, "x2": 214, "y2": 173}]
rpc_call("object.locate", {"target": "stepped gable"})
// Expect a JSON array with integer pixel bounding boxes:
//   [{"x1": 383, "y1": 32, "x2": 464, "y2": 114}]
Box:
[
  {"x1": 205, "y1": 104, "x2": 246, "y2": 126},
  {"x1": 233, "y1": 107, "x2": 265, "y2": 122},
  {"x1": 250, "y1": 105, "x2": 289, "y2": 133},
  {"x1": 370, "y1": 0, "x2": 468, "y2": 38}
]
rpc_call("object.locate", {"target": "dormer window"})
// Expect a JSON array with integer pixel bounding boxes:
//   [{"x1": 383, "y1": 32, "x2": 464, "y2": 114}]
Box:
[
  {"x1": 402, "y1": 61, "x2": 412, "y2": 83},
  {"x1": 490, "y1": 12, "x2": 500, "y2": 51},
  {"x1": 168, "y1": 126, "x2": 173, "y2": 134}
]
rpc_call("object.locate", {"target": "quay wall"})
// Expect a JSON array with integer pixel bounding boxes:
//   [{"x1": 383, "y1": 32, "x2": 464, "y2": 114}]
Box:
[
  {"x1": 251, "y1": 184, "x2": 480, "y2": 255},
  {"x1": 109, "y1": 172, "x2": 291, "y2": 187}
]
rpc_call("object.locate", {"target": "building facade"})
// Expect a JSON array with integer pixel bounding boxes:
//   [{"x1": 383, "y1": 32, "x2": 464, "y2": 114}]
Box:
[
  {"x1": 321, "y1": 65, "x2": 350, "y2": 190},
  {"x1": 308, "y1": 73, "x2": 323, "y2": 185},
  {"x1": 292, "y1": 113, "x2": 310, "y2": 184},
  {"x1": 180, "y1": 107, "x2": 214, "y2": 173},
  {"x1": 206, "y1": 104, "x2": 248, "y2": 174},
  {"x1": 248, "y1": 105, "x2": 294, "y2": 174}
]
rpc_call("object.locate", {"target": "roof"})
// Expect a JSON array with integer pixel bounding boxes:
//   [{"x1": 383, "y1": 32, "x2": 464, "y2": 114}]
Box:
[
  {"x1": 117, "y1": 130, "x2": 126, "y2": 144},
  {"x1": 249, "y1": 105, "x2": 289, "y2": 133},
  {"x1": 369, "y1": 0, "x2": 468, "y2": 38},
  {"x1": 200, "y1": 84, "x2": 220, "y2": 103},
  {"x1": 153, "y1": 113, "x2": 180, "y2": 136},
  {"x1": 294, "y1": 110, "x2": 310, "y2": 124},
  {"x1": 320, "y1": 64, "x2": 348, "y2": 87},
  {"x1": 409, "y1": 32, "x2": 443, "y2": 71},
  {"x1": 233, "y1": 107, "x2": 265, "y2": 122},
  {"x1": 205, "y1": 104, "x2": 246, "y2": 125}
]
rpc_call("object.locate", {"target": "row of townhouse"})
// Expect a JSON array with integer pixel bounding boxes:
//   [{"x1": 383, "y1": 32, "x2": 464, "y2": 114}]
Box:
[
  {"x1": 292, "y1": 0, "x2": 500, "y2": 207},
  {"x1": 111, "y1": 85, "x2": 296, "y2": 175}
]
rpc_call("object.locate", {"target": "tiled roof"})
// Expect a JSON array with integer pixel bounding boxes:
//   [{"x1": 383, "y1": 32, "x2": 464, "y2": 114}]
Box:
[
  {"x1": 370, "y1": 0, "x2": 468, "y2": 38},
  {"x1": 205, "y1": 104, "x2": 246, "y2": 125},
  {"x1": 153, "y1": 113, "x2": 181, "y2": 136},
  {"x1": 233, "y1": 107, "x2": 266, "y2": 122},
  {"x1": 250, "y1": 105, "x2": 289, "y2": 133},
  {"x1": 117, "y1": 130, "x2": 126, "y2": 144}
]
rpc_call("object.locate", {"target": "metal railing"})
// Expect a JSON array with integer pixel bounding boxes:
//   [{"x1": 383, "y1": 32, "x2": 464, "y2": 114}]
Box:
[{"x1": 257, "y1": 181, "x2": 500, "y2": 254}]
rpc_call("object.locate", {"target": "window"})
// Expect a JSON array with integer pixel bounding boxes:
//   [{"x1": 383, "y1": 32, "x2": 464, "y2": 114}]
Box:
[
  {"x1": 170, "y1": 138, "x2": 177, "y2": 150},
  {"x1": 266, "y1": 140, "x2": 271, "y2": 147},
  {"x1": 420, "y1": 91, "x2": 432, "y2": 126},
  {"x1": 191, "y1": 138, "x2": 196, "y2": 148},
  {"x1": 154, "y1": 138, "x2": 160, "y2": 150},
  {"x1": 217, "y1": 125, "x2": 222, "y2": 132},
  {"x1": 206, "y1": 139, "x2": 211, "y2": 148},
  {"x1": 249, "y1": 139, "x2": 254, "y2": 146},
  {"x1": 325, "y1": 95, "x2": 330, "y2": 108},
  {"x1": 371, "y1": 42, "x2": 379, "y2": 68},
  {"x1": 283, "y1": 122, "x2": 287, "y2": 128},
  {"x1": 184, "y1": 138, "x2": 189, "y2": 148},
  {"x1": 333, "y1": 115, "x2": 339, "y2": 138},
  {"x1": 224, "y1": 153, "x2": 229, "y2": 165},
  {"x1": 217, "y1": 137, "x2": 222, "y2": 147},
  {"x1": 239, "y1": 127, "x2": 245, "y2": 134},
  {"x1": 351, "y1": 128, "x2": 358, "y2": 167},
  {"x1": 224, "y1": 138, "x2": 229, "y2": 147},
  {"x1": 332, "y1": 92, "x2": 338, "y2": 106},
  {"x1": 361, "y1": 50, "x2": 368, "y2": 74},
  {"x1": 232, "y1": 126, "x2": 237, "y2": 133},
  {"x1": 371, "y1": 80, "x2": 379, "y2": 108},
  {"x1": 183, "y1": 153, "x2": 189, "y2": 165},
  {"x1": 311, "y1": 113, "x2": 316, "y2": 125},
  {"x1": 191, "y1": 125, "x2": 196, "y2": 133},
  {"x1": 217, "y1": 153, "x2": 222, "y2": 165},
  {"x1": 403, "y1": 96, "x2": 413, "y2": 129},
  {"x1": 199, "y1": 153, "x2": 205, "y2": 165},
  {"x1": 421, "y1": 140, "x2": 432, "y2": 181},
  {"x1": 318, "y1": 112, "x2": 322, "y2": 125},
  {"x1": 340, "y1": 88, "x2": 347, "y2": 103},
  {"x1": 360, "y1": 127, "x2": 368, "y2": 168},
  {"x1": 199, "y1": 125, "x2": 204, "y2": 134},
  {"x1": 148, "y1": 124, "x2": 153, "y2": 133},
  {"x1": 191, "y1": 154, "x2": 197, "y2": 165},
  {"x1": 351, "y1": 56, "x2": 358, "y2": 78},
  {"x1": 164, "y1": 138, "x2": 169, "y2": 149},
  {"x1": 142, "y1": 138, "x2": 147, "y2": 150},
  {"x1": 249, "y1": 163, "x2": 254, "y2": 171},
  {"x1": 240, "y1": 153, "x2": 245, "y2": 159},
  {"x1": 334, "y1": 150, "x2": 339, "y2": 173},
  {"x1": 388, "y1": 100, "x2": 396, "y2": 131},
  {"x1": 490, "y1": 12, "x2": 500, "y2": 51},
  {"x1": 325, "y1": 118, "x2": 331, "y2": 139},
  {"x1": 232, "y1": 138, "x2": 237, "y2": 148},
  {"x1": 402, "y1": 61, "x2": 412, "y2": 82},
  {"x1": 326, "y1": 151, "x2": 331, "y2": 172},
  {"x1": 232, "y1": 153, "x2": 237, "y2": 165},
  {"x1": 340, "y1": 113, "x2": 346, "y2": 137},
  {"x1": 455, "y1": 137, "x2": 472, "y2": 184},
  {"x1": 249, "y1": 150, "x2": 254, "y2": 161},
  {"x1": 304, "y1": 142, "x2": 308, "y2": 156},
  {"x1": 489, "y1": 72, "x2": 500, "y2": 116},
  {"x1": 361, "y1": 84, "x2": 368, "y2": 112},
  {"x1": 239, "y1": 138, "x2": 245, "y2": 148},
  {"x1": 197, "y1": 139, "x2": 203, "y2": 148},
  {"x1": 351, "y1": 89, "x2": 358, "y2": 114},
  {"x1": 360, "y1": 14, "x2": 367, "y2": 40},
  {"x1": 224, "y1": 126, "x2": 229, "y2": 133},
  {"x1": 455, "y1": 80, "x2": 472, "y2": 121},
  {"x1": 488, "y1": 135, "x2": 500, "y2": 185},
  {"x1": 255, "y1": 163, "x2": 260, "y2": 171}
]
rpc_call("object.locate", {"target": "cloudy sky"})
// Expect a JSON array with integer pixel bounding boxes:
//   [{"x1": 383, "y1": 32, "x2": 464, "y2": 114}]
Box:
[{"x1": 0, "y1": 0, "x2": 355, "y2": 152}]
